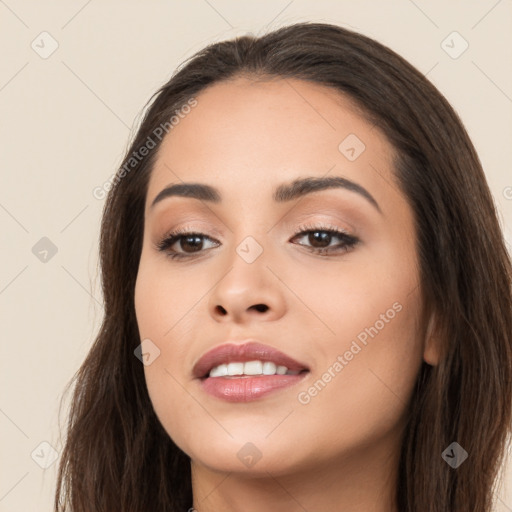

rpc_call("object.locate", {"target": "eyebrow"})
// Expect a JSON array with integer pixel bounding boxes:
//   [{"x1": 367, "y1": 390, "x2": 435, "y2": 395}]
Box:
[{"x1": 150, "y1": 176, "x2": 381, "y2": 213}]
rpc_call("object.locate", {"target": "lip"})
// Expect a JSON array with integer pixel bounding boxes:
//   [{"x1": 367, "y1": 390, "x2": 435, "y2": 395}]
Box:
[
  {"x1": 192, "y1": 340, "x2": 309, "y2": 379},
  {"x1": 193, "y1": 340, "x2": 310, "y2": 402}
]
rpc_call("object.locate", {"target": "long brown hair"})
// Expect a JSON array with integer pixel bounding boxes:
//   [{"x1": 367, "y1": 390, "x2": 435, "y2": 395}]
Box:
[{"x1": 54, "y1": 22, "x2": 512, "y2": 511}]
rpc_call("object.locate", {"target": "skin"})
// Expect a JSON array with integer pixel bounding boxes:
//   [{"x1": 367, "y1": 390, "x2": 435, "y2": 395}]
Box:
[{"x1": 134, "y1": 76, "x2": 440, "y2": 512}]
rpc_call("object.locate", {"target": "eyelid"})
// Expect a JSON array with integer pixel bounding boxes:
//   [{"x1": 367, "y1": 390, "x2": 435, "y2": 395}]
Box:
[
  {"x1": 158, "y1": 220, "x2": 224, "y2": 239},
  {"x1": 157, "y1": 213, "x2": 359, "y2": 243},
  {"x1": 155, "y1": 218, "x2": 361, "y2": 262},
  {"x1": 286, "y1": 213, "x2": 359, "y2": 238}
]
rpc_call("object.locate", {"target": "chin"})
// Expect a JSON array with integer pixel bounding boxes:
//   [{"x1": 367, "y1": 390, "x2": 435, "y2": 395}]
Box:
[{"x1": 184, "y1": 433, "x2": 308, "y2": 476}]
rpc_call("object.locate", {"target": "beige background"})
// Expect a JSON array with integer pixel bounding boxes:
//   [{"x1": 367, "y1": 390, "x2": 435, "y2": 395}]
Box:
[{"x1": 1, "y1": 1, "x2": 511, "y2": 510}]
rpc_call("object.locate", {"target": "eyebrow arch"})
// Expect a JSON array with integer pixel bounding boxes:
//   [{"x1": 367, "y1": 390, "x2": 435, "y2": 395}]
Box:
[{"x1": 150, "y1": 176, "x2": 381, "y2": 213}]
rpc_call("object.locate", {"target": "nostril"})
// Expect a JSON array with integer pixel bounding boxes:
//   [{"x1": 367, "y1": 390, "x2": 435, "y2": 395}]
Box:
[{"x1": 252, "y1": 304, "x2": 268, "y2": 312}]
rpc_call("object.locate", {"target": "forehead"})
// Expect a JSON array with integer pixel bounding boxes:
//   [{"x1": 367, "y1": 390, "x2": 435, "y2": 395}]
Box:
[{"x1": 146, "y1": 76, "x2": 397, "y2": 210}]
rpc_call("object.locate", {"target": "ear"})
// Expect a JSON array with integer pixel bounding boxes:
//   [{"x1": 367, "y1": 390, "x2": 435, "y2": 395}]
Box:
[{"x1": 423, "y1": 312, "x2": 442, "y2": 366}]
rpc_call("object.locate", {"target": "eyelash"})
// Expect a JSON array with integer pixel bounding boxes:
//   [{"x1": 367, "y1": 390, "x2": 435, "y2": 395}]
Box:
[{"x1": 156, "y1": 223, "x2": 360, "y2": 261}]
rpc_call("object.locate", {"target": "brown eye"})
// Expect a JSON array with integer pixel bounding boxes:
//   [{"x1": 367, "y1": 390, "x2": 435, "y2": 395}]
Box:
[
  {"x1": 306, "y1": 231, "x2": 334, "y2": 248},
  {"x1": 291, "y1": 225, "x2": 359, "y2": 255},
  {"x1": 156, "y1": 230, "x2": 219, "y2": 260},
  {"x1": 175, "y1": 234, "x2": 204, "y2": 253}
]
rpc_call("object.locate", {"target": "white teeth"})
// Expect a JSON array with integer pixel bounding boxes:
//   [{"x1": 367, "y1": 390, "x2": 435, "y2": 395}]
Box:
[
  {"x1": 209, "y1": 364, "x2": 228, "y2": 377},
  {"x1": 244, "y1": 360, "x2": 263, "y2": 375},
  {"x1": 227, "y1": 362, "x2": 244, "y2": 376},
  {"x1": 208, "y1": 360, "x2": 302, "y2": 377},
  {"x1": 262, "y1": 361, "x2": 276, "y2": 375}
]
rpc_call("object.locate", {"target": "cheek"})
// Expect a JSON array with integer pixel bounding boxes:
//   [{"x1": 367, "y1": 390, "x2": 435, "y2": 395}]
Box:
[
  {"x1": 134, "y1": 254, "x2": 211, "y2": 448},
  {"x1": 295, "y1": 286, "x2": 423, "y2": 448},
  {"x1": 288, "y1": 251, "x2": 423, "y2": 440},
  {"x1": 134, "y1": 253, "x2": 204, "y2": 340}
]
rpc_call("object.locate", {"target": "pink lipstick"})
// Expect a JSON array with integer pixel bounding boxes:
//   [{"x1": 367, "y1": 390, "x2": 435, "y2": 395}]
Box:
[{"x1": 193, "y1": 341, "x2": 309, "y2": 402}]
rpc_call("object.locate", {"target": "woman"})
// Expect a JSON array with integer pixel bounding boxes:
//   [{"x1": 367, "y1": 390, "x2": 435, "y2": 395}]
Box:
[{"x1": 54, "y1": 22, "x2": 512, "y2": 512}]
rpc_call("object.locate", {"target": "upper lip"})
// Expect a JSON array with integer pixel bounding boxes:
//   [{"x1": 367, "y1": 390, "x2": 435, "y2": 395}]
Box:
[{"x1": 192, "y1": 340, "x2": 310, "y2": 379}]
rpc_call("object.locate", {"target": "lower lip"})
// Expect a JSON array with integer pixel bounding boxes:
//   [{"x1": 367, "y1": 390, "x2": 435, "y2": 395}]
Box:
[{"x1": 199, "y1": 373, "x2": 308, "y2": 402}]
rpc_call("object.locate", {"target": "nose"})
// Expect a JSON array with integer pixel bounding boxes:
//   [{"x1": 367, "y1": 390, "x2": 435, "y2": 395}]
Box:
[{"x1": 207, "y1": 244, "x2": 287, "y2": 324}]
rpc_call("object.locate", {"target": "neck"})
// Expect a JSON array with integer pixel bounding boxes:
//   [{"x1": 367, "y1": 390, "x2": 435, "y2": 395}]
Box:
[{"x1": 190, "y1": 433, "x2": 401, "y2": 512}]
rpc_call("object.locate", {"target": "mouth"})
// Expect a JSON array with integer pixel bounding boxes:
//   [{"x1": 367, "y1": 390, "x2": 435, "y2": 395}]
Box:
[
  {"x1": 207, "y1": 360, "x2": 308, "y2": 378},
  {"x1": 193, "y1": 341, "x2": 310, "y2": 402}
]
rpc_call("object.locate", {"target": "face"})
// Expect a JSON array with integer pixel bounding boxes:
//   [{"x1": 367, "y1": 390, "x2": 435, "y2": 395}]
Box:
[{"x1": 134, "y1": 76, "x2": 433, "y2": 477}]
